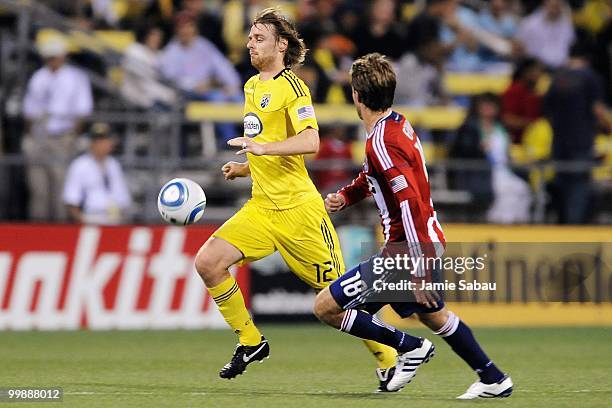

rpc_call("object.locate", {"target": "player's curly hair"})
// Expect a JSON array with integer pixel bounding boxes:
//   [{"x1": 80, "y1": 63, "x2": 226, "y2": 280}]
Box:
[
  {"x1": 350, "y1": 53, "x2": 396, "y2": 112},
  {"x1": 253, "y1": 7, "x2": 307, "y2": 68}
]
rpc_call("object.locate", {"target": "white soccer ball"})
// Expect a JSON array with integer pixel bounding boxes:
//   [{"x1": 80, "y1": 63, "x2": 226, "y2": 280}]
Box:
[{"x1": 157, "y1": 178, "x2": 207, "y2": 225}]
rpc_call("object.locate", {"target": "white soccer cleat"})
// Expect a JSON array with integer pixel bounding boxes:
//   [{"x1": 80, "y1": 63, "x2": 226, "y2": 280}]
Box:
[
  {"x1": 456, "y1": 375, "x2": 513, "y2": 399},
  {"x1": 386, "y1": 338, "x2": 435, "y2": 392}
]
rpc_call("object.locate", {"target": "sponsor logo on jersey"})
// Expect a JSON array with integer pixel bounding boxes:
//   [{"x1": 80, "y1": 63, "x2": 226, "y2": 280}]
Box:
[
  {"x1": 243, "y1": 112, "x2": 263, "y2": 137},
  {"x1": 260, "y1": 93, "x2": 271, "y2": 109}
]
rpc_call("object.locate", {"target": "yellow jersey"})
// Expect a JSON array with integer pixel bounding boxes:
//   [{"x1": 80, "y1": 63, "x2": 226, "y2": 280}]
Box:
[{"x1": 243, "y1": 68, "x2": 321, "y2": 209}]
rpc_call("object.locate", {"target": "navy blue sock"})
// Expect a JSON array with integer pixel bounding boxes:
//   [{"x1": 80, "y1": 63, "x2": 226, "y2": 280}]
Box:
[
  {"x1": 435, "y1": 312, "x2": 504, "y2": 384},
  {"x1": 340, "y1": 309, "x2": 422, "y2": 352}
]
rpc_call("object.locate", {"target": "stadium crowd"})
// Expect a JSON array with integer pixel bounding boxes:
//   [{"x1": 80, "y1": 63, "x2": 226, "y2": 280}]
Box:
[{"x1": 1, "y1": 0, "x2": 611, "y2": 225}]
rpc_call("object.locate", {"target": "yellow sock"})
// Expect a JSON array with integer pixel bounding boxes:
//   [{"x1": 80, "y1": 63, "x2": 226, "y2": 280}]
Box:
[
  {"x1": 208, "y1": 276, "x2": 262, "y2": 346},
  {"x1": 362, "y1": 340, "x2": 397, "y2": 369}
]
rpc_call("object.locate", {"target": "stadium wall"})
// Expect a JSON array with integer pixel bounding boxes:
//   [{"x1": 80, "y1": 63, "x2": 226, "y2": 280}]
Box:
[
  {"x1": 0, "y1": 224, "x2": 610, "y2": 330},
  {"x1": 385, "y1": 224, "x2": 612, "y2": 328}
]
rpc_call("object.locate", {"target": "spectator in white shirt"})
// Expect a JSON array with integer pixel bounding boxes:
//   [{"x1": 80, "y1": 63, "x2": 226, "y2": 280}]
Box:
[
  {"x1": 121, "y1": 25, "x2": 176, "y2": 109},
  {"x1": 63, "y1": 123, "x2": 132, "y2": 225},
  {"x1": 22, "y1": 38, "x2": 93, "y2": 221},
  {"x1": 515, "y1": 0, "x2": 575, "y2": 68}
]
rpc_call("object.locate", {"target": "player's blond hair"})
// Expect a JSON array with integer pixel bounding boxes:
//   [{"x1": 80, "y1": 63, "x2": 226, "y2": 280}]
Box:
[
  {"x1": 253, "y1": 7, "x2": 307, "y2": 67},
  {"x1": 350, "y1": 53, "x2": 396, "y2": 112}
]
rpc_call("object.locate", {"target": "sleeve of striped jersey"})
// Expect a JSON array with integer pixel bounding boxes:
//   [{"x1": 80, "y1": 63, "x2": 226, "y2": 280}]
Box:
[
  {"x1": 287, "y1": 94, "x2": 319, "y2": 135},
  {"x1": 372, "y1": 134, "x2": 418, "y2": 202},
  {"x1": 337, "y1": 171, "x2": 370, "y2": 207}
]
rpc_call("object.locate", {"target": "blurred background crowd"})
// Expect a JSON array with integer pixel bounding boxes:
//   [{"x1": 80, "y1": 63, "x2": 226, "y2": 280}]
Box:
[{"x1": 0, "y1": 0, "x2": 611, "y2": 227}]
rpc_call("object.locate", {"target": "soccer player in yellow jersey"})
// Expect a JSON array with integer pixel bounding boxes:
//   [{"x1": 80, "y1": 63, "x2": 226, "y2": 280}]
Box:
[{"x1": 194, "y1": 8, "x2": 398, "y2": 387}]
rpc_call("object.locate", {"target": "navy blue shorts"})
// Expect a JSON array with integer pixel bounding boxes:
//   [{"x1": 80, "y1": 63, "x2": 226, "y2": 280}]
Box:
[{"x1": 329, "y1": 258, "x2": 444, "y2": 318}]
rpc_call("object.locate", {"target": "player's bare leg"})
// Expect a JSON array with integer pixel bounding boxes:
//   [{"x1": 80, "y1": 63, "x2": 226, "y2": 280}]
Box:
[
  {"x1": 313, "y1": 287, "x2": 344, "y2": 328},
  {"x1": 195, "y1": 237, "x2": 269, "y2": 378},
  {"x1": 417, "y1": 309, "x2": 513, "y2": 398},
  {"x1": 195, "y1": 237, "x2": 242, "y2": 287},
  {"x1": 315, "y1": 287, "x2": 434, "y2": 392}
]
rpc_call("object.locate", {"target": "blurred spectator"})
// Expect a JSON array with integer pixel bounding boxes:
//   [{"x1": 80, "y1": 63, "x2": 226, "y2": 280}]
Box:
[
  {"x1": 350, "y1": 0, "x2": 405, "y2": 60},
  {"x1": 478, "y1": 0, "x2": 518, "y2": 64},
  {"x1": 306, "y1": 33, "x2": 355, "y2": 103},
  {"x1": 451, "y1": 93, "x2": 531, "y2": 223},
  {"x1": 516, "y1": 0, "x2": 575, "y2": 68},
  {"x1": 160, "y1": 11, "x2": 241, "y2": 142},
  {"x1": 22, "y1": 39, "x2": 93, "y2": 221},
  {"x1": 311, "y1": 125, "x2": 354, "y2": 192},
  {"x1": 573, "y1": 0, "x2": 610, "y2": 35},
  {"x1": 593, "y1": 1, "x2": 612, "y2": 103},
  {"x1": 394, "y1": 38, "x2": 448, "y2": 106},
  {"x1": 333, "y1": 1, "x2": 363, "y2": 40},
  {"x1": 478, "y1": 0, "x2": 518, "y2": 39},
  {"x1": 63, "y1": 123, "x2": 131, "y2": 225},
  {"x1": 405, "y1": 0, "x2": 484, "y2": 71},
  {"x1": 544, "y1": 42, "x2": 611, "y2": 223},
  {"x1": 442, "y1": 0, "x2": 486, "y2": 71},
  {"x1": 405, "y1": 0, "x2": 453, "y2": 54},
  {"x1": 48, "y1": 0, "x2": 118, "y2": 29},
  {"x1": 121, "y1": 25, "x2": 176, "y2": 109},
  {"x1": 501, "y1": 58, "x2": 544, "y2": 143},
  {"x1": 160, "y1": 11, "x2": 240, "y2": 99},
  {"x1": 86, "y1": 0, "x2": 119, "y2": 28},
  {"x1": 144, "y1": 0, "x2": 182, "y2": 40},
  {"x1": 297, "y1": 0, "x2": 344, "y2": 47},
  {"x1": 182, "y1": 0, "x2": 227, "y2": 54}
]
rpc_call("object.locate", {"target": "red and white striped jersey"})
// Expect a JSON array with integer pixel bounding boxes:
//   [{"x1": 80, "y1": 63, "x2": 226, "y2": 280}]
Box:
[{"x1": 338, "y1": 110, "x2": 446, "y2": 260}]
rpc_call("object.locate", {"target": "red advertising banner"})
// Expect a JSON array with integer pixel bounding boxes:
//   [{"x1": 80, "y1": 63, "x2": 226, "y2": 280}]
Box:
[{"x1": 0, "y1": 225, "x2": 249, "y2": 330}]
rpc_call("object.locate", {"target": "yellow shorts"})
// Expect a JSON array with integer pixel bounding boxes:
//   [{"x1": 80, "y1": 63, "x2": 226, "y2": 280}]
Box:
[{"x1": 213, "y1": 197, "x2": 345, "y2": 290}]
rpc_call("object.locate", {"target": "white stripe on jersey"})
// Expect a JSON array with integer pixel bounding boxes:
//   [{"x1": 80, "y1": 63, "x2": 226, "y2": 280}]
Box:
[
  {"x1": 400, "y1": 201, "x2": 425, "y2": 277},
  {"x1": 405, "y1": 203, "x2": 426, "y2": 277},
  {"x1": 372, "y1": 124, "x2": 386, "y2": 169},
  {"x1": 368, "y1": 175, "x2": 391, "y2": 241},
  {"x1": 373, "y1": 121, "x2": 393, "y2": 170},
  {"x1": 427, "y1": 216, "x2": 445, "y2": 257},
  {"x1": 400, "y1": 205, "x2": 422, "y2": 277},
  {"x1": 377, "y1": 121, "x2": 393, "y2": 170}
]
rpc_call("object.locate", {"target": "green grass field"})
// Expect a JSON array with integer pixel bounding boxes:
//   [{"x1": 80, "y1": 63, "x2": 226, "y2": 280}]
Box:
[{"x1": 0, "y1": 325, "x2": 610, "y2": 407}]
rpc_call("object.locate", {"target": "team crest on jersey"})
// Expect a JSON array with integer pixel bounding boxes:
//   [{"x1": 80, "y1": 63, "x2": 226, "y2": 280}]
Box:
[{"x1": 260, "y1": 93, "x2": 271, "y2": 109}]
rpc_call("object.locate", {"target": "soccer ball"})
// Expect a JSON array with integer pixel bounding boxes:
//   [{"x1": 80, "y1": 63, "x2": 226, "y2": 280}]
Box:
[{"x1": 158, "y1": 178, "x2": 207, "y2": 225}]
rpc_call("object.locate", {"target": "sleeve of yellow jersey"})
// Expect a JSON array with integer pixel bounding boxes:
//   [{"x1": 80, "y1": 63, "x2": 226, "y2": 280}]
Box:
[{"x1": 287, "y1": 92, "x2": 319, "y2": 135}]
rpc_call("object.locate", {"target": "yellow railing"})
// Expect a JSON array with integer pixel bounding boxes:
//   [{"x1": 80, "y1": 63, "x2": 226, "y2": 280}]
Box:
[{"x1": 186, "y1": 102, "x2": 467, "y2": 130}]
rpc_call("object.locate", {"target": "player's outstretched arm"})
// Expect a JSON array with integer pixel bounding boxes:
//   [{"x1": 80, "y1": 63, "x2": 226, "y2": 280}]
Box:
[
  {"x1": 227, "y1": 127, "x2": 319, "y2": 156},
  {"x1": 221, "y1": 161, "x2": 250, "y2": 180},
  {"x1": 333, "y1": 171, "x2": 371, "y2": 211}
]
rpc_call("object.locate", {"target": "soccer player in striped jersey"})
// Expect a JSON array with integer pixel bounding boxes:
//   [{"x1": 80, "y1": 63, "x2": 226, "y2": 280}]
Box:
[{"x1": 314, "y1": 53, "x2": 513, "y2": 398}]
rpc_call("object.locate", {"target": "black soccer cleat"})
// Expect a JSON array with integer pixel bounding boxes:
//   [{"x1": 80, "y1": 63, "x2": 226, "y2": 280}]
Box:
[
  {"x1": 219, "y1": 336, "x2": 270, "y2": 379},
  {"x1": 374, "y1": 367, "x2": 399, "y2": 393}
]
